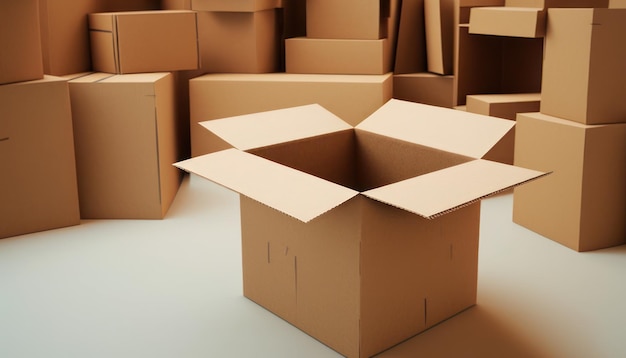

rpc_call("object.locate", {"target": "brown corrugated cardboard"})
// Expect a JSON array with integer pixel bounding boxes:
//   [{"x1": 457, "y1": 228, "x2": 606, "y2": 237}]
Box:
[
  {"x1": 393, "y1": 0, "x2": 427, "y2": 74},
  {"x1": 466, "y1": 93, "x2": 540, "y2": 120},
  {"x1": 306, "y1": 0, "x2": 390, "y2": 40},
  {"x1": 89, "y1": 10, "x2": 200, "y2": 74},
  {"x1": 393, "y1": 72, "x2": 455, "y2": 108},
  {"x1": 540, "y1": 8, "x2": 626, "y2": 125},
  {"x1": 175, "y1": 99, "x2": 547, "y2": 357},
  {"x1": 505, "y1": 0, "x2": 609, "y2": 8},
  {"x1": 161, "y1": 0, "x2": 192, "y2": 9},
  {"x1": 0, "y1": 1, "x2": 44, "y2": 85},
  {"x1": 285, "y1": 37, "x2": 391, "y2": 75},
  {"x1": 425, "y1": 0, "x2": 455, "y2": 75},
  {"x1": 189, "y1": 72, "x2": 393, "y2": 157},
  {"x1": 513, "y1": 112, "x2": 626, "y2": 252},
  {"x1": 38, "y1": 0, "x2": 162, "y2": 76},
  {"x1": 191, "y1": 0, "x2": 279, "y2": 11},
  {"x1": 469, "y1": 7, "x2": 546, "y2": 38},
  {"x1": 0, "y1": 76, "x2": 80, "y2": 239},
  {"x1": 196, "y1": 9, "x2": 279, "y2": 73},
  {"x1": 67, "y1": 72, "x2": 183, "y2": 219}
]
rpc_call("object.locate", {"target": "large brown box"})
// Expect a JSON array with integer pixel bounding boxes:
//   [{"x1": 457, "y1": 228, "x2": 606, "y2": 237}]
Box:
[
  {"x1": 38, "y1": 0, "x2": 161, "y2": 76},
  {"x1": 0, "y1": 1, "x2": 44, "y2": 85},
  {"x1": 306, "y1": 0, "x2": 390, "y2": 39},
  {"x1": 513, "y1": 112, "x2": 626, "y2": 252},
  {"x1": 176, "y1": 99, "x2": 546, "y2": 358},
  {"x1": 89, "y1": 10, "x2": 200, "y2": 74},
  {"x1": 67, "y1": 72, "x2": 183, "y2": 219},
  {"x1": 285, "y1": 37, "x2": 391, "y2": 75},
  {"x1": 540, "y1": 8, "x2": 626, "y2": 125},
  {"x1": 189, "y1": 72, "x2": 393, "y2": 157},
  {"x1": 0, "y1": 76, "x2": 80, "y2": 239},
  {"x1": 196, "y1": 9, "x2": 279, "y2": 73}
]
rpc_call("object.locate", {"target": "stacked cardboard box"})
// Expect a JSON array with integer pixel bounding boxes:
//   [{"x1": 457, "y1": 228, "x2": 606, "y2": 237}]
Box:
[{"x1": 513, "y1": 8, "x2": 626, "y2": 252}]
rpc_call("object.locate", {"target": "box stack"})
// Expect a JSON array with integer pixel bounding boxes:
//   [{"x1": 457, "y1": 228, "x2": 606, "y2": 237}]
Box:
[
  {"x1": 0, "y1": 1, "x2": 80, "y2": 239},
  {"x1": 189, "y1": 0, "x2": 393, "y2": 157},
  {"x1": 512, "y1": 8, "x2": 626, "y2": 251}
]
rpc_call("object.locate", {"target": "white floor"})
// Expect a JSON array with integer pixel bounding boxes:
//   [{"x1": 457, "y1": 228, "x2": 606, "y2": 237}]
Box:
[{"x1": 1, "y1": 174, "x2": 625, "y2": 358}]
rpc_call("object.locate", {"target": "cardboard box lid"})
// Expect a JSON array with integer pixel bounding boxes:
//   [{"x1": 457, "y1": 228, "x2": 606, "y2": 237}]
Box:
[
  {"x1": 200, "y1": 104, "x2": 352, "y2": 151},
  {"x1": 175, "y1": 149, "x2": 359, "y2": 222},
  {"x1": 356, "y1": 99, "x2": 514, "y2": 159},
  {"x1": 363, "y1": 159, "x2": 548, "y2": 219}
]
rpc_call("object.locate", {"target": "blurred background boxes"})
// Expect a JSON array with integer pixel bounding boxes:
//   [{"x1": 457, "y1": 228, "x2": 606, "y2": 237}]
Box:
[{"x1": 0, "y1": 76, "x2": 80, "y2": 239}]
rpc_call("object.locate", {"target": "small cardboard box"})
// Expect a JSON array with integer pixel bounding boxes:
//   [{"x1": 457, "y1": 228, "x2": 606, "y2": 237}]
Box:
[
  {"x1": 540, "y1": 8, "x2": 626, "y2": 125},
  {"x1": 424, "y1": 0, "x2": 455, "y2": 75},
  {"x1": 0, "y1": 76, "x2": 80, "y2": 239},
  {"x1": 469, "y1": 7, "x2": 546, "y2": 38},
  {"x1": 513, "y1": 112, "x2": 626, "y2": 252},
  {"x1": 67, "y1": 72, "x2": 183, "y2": 219},
  {"x1": 191, "y1": 0, "x2": 279, "y2": 11},
  {"x1": 0, "y1": 0, "x2": 44, "y2": 85},
  {"x1": 189, "y1": 72, "x2": 393, "y2": 157},
  {"x1": 466, "y1": 93, "x2": 541, "y2": 120},
  {"x1": 285, "y1": 37, "x2": 391, "y2": 75},
  {"x1": 196, "y1": 9, "x2": 279, "y2": 73},
  {"x1": 393, "y1": 72, "x2": 455, "y2": 108},
  {"x1": 175, "y1": 99, "x2": 547, "y2": 358},
  {"x1": 504, "y1": 0, "x2": 608, "y2": 8},
  {"x1": 88, "y1": 10, "x2": 200, "y2": 74},
  {"x1": 306, "y1": 0, "x2": 390, "y2": 40}
]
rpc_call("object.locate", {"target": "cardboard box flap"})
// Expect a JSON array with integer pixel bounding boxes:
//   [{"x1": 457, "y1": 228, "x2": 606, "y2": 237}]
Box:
[
  {"x1": 356, "y1": 99, "x2": 515, "y2": 159},
  {"x1": 175, "y1": 149, "x2": 359, "y2": 222},
  {"x1": 200, "y1": 104, "x2": 353, "y2": 151},
  {"x1": 362, "y1": 159, "x2": 548, "y2": 219}
]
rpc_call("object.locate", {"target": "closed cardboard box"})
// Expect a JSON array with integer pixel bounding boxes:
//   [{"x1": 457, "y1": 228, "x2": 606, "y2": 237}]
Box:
[
  {"x1": 67, "y1": 72, "x2": 183, "y2": 219},
  {"x1": 0, "y1": 1, "x2": 44, "y2": 85},
  {"x1": 306, "y1": 0, "x2": 390, "y2": 39},
  {"x1": 469, "y1": 7, "x2": 546, "y2": 38},
  {"x1": 513, "y1": 112, "x2": 626, "y2": 252},
  {"x1": 466, "y1": 93, "x2": 540, "y2": 120},
  {"x1": 540, "y1": 8, "x2": 626, "y2": 124},
  {"x1": 175, "y1": 100, "x2": 546, "y2": 357},
  {"x1": 197, "y1": 9, "x2": 279, "y2": 73},
  {"x1": 189, "y1": 72, "x2": 393, "y2": 157},
  {"x1": 0, "y1": 76, "x2": 80, "y2": 239},
  {"x1": 89, "y1": 10, "x2": 200, "y2": 74},
  {"x1": 424, "y1": 0, "x2": 455, "y2": 75},
  {"x1": 285, "y1": 37, "x2": 391, "y2": 75}
]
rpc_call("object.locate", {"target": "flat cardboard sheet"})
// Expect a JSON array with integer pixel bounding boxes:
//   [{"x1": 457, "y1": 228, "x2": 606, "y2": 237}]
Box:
[
  {"x1": 200, "y1": 104, "x2": 352, "y2": 151},
  {"x1": 175, "y1": 149, "x2": 359, "y2": 222},
  {"x1": 356, "y1": 99, "x2": 514, "y2": 159},
  {"x1": 363, "y1": 159, "x2": 547, "y2": 218}
]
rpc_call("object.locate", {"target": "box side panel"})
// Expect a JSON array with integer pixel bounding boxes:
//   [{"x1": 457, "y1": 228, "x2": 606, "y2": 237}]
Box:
[
  {"x1": 0, "y1": 78, "x2": 80, "y2": 239},
  {"x1": 513, "y1": 113, "x2": 585, "y2": 250},
  {"x1": 0, "y1": 1, "x2": 44, "y2": 85},
  {"x1": 359, "y1": 199, "x2": 479, "y2": 357},
  {"x1": 89, "y1": 29, "x2": 119, "y2": 74},
  {"x1": 154, "y1": 74, "x2": 184, "y2": 218},
  {"x1": 306, "y1": 0, "x2": 385, "y2": 39},
  {"x1": 240, "y1": 196, "x2": 362, "y2": 358},
  {"x1": 394, "y1": 0, "x2": 427, "y2": 74},
  {"x1": 393, "y1": 73, "x2": 455, "y2": 108},
  {"x1": 68, "y1": 79, "x2": 163, "y2": 219},
  {"x1": 189, "y1": 74, "x2": 392, "y2": 157},
  {"x1": 425, "y1": 0, "x2": 455, "y2": 75},
  {"x1": 578, "y1": 124, "x2": 626, "y2": 251}
]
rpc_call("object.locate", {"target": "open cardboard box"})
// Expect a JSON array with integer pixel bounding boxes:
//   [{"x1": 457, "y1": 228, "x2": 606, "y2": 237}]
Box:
[{"x1": 175, "y1": 99, "x2": 547, "y2": 357}]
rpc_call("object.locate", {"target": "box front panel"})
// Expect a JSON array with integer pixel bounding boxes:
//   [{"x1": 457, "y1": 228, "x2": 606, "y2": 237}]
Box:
[
  {"x1": 306, "y1": 0, "x2": 386, "y2": 39},
  {"x1": 0, "y1": 78, "x2": 80, "y2": 238}
]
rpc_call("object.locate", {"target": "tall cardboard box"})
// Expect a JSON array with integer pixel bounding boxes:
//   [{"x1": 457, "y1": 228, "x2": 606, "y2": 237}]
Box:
[
  {"x1": 394, "y1": 0, "x2": 427, "y2": 74},
  {"x1": 0, "y1": 1, "x2": 44, "y2": 85},
  {"x1": 513, "y1": 112, "x2": 626, "y2": 252},
  {"x1": 89, "y1": 10, "x2": 200, "y2": 74},
  {"x1": 175, "y1": 99, "x2": 546, "y2": 358},
  {"x1": 67, "y1": 72, "x2": 183, "y2": 219},
  {"x1": 306, "y1": 0, "x2": 390, "y2": 39},
  {"x1": 0, "y1": 76, "x2": 80, "y2": 239},
  {"x1": 189, "y1": 72, "x2": 393, "y2": 157},
  {"x1": 196, "y1": 9, "x2": 280, "y2": 73},
  {"x1": 540, "y1": 8, "x2": 626, "y2": 124},
  {"x1": 285, "y1": 37, "x2": 391, "y2": 75},
  {"x1": 424, "y1": 0, "x2": 455, "y2": 75}
]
